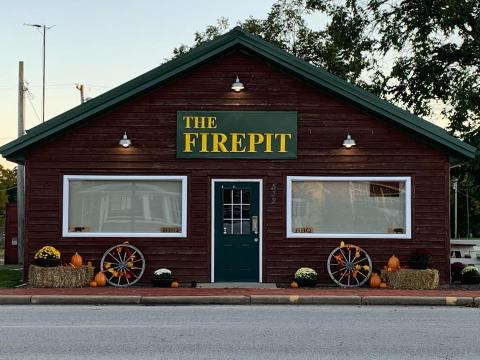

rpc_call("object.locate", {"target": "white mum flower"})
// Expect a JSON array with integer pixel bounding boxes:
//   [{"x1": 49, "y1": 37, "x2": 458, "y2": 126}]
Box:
[{"x1": 154, "y1": 268, "x2": 172, "y2": 276}]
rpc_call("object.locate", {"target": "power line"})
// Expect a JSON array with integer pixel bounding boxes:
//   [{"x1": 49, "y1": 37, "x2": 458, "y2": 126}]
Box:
[{"x1": 26, "y1": 91, "x2": 42, "y2": 123}]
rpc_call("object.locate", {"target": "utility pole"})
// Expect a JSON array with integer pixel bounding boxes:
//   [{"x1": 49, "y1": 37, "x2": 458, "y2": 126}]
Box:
[
  {"x1": 17, "y1": 61, "x2": 26, "y2": 267},
  {"x1": 76, "y1": 84, "x2": 85, "y2": 104},
  {"x1": 24, "y1": 23, "x2": 54, "y2": 122}
]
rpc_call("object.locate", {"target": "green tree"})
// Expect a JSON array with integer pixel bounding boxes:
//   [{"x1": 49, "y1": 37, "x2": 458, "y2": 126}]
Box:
[
  {"x1": 173, "y1": 0, "x2": 377, "y2": 85},
  {"x1": 174, "y1": 0, "x2": 479, "y2": 236},
  {"x1": 0, "y1": 165, "x2": 16, "y2": 231}
]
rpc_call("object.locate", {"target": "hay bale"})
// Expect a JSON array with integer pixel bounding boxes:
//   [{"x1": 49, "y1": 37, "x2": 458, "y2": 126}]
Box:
[
  {"x1": 381, "y1": 269, "x2": 439, "y2": 290},
  {"x1": 29, "y1": 265, "x2": 94, "y2": 288}
]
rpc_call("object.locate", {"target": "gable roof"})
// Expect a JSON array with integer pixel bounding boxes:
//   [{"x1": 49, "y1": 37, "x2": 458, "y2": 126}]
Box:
[{"x1": 1, "y1": 27, "x2": 476, "y2": 162}]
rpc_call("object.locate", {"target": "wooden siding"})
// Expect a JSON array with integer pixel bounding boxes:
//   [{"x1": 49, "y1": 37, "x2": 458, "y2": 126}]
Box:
[{"x1": 24, "y1": 50, "x2": 451, "y2": 283}]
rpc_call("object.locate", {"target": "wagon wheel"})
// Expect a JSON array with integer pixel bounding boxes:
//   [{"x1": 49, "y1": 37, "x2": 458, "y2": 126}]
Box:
[
  {"x1": 327, "y1": 244, "x2": 372, "y2": 288},
  {"x1": 100, "y1": 243, "x2": 145, "y2": 287}
]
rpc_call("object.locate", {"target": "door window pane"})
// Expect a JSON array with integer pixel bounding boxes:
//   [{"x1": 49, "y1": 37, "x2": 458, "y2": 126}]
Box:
[{"x1": 222, "y1": 188, "x2": 252, "y2": 235}]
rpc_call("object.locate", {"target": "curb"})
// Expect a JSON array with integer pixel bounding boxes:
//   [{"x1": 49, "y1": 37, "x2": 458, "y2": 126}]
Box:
[
  {"x1": 30, "y1": 295, "x2": 141, "y2": 305},
  {"x1": 250, "y1": 295, "x2": 361, "y2": 305},
  {"x1": 142, "y1": 295, "x2": 250, "y2": 305},
  {"x1": 0, "y1": 295, "x2": 477, "y2": 306},
  {"x1": 362, "y1": 296, "x2": 475, "y2": 306},
  {"x1": 0, "y1": 295, "x2": 32, "y2": 305}
]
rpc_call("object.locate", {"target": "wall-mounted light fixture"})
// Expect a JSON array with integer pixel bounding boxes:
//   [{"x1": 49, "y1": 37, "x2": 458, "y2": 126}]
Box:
[
  {"x1": 231, "y1": 75, "x2": 244, "y2": 92},
  {"x1": 119, "y1": 131, "x2": 131, "y2": 148},
  {"x1": 342, "y1": 133, "x2": 356, "y2": 149}
]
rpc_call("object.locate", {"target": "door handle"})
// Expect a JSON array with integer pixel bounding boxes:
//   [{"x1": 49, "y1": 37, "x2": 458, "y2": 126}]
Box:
[
  {"x1": 252, "y1": 216, "x2": 258, "y2": 234},
  {"x1": 254, "y1": 238, "x2": 259, "y2": 242}
]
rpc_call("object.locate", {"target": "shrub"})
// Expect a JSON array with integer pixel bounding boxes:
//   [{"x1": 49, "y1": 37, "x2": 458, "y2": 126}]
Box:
[
  {"x1": 451, "y1": 262, "x2": 465, "y2": 282},
  {"x1": 408, "y1": 249, "x2": 432, "y2": 269},
  {"x1": 460, "y1": 266, "x2": 480, "y2": 285}
]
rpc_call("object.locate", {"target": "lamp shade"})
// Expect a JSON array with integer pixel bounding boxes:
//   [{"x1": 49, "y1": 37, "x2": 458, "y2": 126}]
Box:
[
  {"x1": 231, "y1": 76, "x2": 244, "y2": 92},
  {"x1": 342, "y1": 133, "x2": 356, "y2": 149},
  {"x1": 119, "y1": 132, "x2": 131, "y2": 148}
]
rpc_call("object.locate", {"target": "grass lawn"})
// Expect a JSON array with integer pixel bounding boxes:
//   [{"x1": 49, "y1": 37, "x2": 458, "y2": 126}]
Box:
[{"x1": 0, "y1": 265, "x2": 23, "y2": 288}]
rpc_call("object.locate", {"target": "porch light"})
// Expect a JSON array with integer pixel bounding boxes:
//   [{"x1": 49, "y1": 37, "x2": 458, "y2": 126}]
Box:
[
  {"x1": 231, "y1": 75, "x2": 244, "y2": 92},
  {"x1": 119, "y1": 132, "x2": 131, "y2": 148},
  {"x1": 342, "y1": 133, "x2": 356, "y2": 149}
]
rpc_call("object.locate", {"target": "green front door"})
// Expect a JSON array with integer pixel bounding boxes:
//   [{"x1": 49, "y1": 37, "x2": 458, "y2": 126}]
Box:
[{"x1": 214, "y1": 181, "x2": 260, "y2": 282}]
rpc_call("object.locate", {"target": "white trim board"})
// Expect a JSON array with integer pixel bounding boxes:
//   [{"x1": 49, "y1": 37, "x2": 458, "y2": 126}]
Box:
[
  {"x1": 211, "y1": 179, "x2": 263, "y2": 283},
  {"x1": 62, "y1": 175, "x2": 188, "y2": 238},
  {"x1": 286, "y1": 176, "x2": 412, "y2": 239}
]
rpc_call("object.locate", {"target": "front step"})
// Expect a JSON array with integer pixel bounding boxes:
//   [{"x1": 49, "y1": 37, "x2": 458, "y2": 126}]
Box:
[{"x1": 197, "y1": 282, "x2": 277, "y2": 289}]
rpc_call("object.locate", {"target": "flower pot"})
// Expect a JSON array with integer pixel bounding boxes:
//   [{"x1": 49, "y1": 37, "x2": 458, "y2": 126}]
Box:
[
  {"x1": 151, "y1": 277, "x2": 173, "y2": 287},
  {"x1": 295, "y1": 278, "x2": 317, "y2": 287},
  {"x1": 34, "y1": 258, "x2": 61, "y2": 267}
]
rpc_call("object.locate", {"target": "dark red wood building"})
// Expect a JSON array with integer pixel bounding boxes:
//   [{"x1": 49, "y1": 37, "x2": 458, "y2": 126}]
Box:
[{"x1": 1, "y1": 28, "x2": 476, "y2": 284}]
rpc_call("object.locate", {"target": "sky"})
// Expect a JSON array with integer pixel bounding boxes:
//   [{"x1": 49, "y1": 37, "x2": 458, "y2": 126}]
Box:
[
  {"x1": 0, "y1": 0, "x2": 448, "y2": 170},
  {"x1": 0, "y1": 0, "x2": 277, "y2": 169}
]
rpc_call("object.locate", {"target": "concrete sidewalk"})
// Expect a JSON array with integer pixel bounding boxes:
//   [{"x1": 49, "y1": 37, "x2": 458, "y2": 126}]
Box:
[{"x1": 0, "y1": 287, "x2": 479, "y2": 306}]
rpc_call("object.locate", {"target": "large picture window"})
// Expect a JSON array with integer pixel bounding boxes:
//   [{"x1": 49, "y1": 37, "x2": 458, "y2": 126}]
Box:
[
  {"x1": 63, "y1": 175, "x2": 187, "y2": 237},
  {"x1": 287, "y1": 176, "x2": 411, "y2": 238}
]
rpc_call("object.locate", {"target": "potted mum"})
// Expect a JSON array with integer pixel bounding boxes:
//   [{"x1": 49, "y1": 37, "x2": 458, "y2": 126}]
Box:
[
  {"x1": 34, "y1": 246, "x2": 61, "y2": 267},
  {"x1": 294, "y1": 267, "x2": 318, "y2": 287},
  {"x1": 151, "y1": 268, "x2": 174, "y2": 287},
  {"x1": 460, "y1": 265, "x2": 480, "y2": 285}
]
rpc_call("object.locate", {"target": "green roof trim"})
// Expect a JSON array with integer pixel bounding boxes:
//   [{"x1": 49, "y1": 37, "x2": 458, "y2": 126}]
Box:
[{"x1": 1, "y1": 27, "x2": 476, "y2": 162}]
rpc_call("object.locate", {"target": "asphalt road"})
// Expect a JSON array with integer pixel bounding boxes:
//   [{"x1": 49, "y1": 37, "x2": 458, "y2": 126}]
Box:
[{"x1": 0, "y1": 305, "x2": 479, "y2": 360}]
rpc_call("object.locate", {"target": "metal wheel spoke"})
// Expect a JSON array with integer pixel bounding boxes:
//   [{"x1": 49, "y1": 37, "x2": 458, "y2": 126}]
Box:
[
  {"x1": 327, "y1": 245, "x2": 372, "y2": 288},
  {"x1": 339, "y1": 248, "x2": 348, "y2": 263},
  {"x1": 338, "y1": 270, "x2": 347, "y2": 283},
  {"x1": 331, "y1": 267, "x2": 346, "y2": 276},
  {"x1": 101, "y1": 243, "x2": 145, "y2": 287},
  {"x1": 357, "y1": 271, "x2": 367, "y2": 278},
  {"x1": 352, "y1": 257, "x2": 367, "y2": 266},
  {"x1": 108, "y1": 252, "x2": 122, "y2": 264}
]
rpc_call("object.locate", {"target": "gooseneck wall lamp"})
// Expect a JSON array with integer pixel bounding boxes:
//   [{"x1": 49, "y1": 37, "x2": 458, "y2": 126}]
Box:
[
  {"x1": 342, "y1": 133, "x2": 356, "y2": 149},
  {"x1": 231, "y1": 75, "x2": 245, "y2": 92},
  {"x1": 119, "y1": 132, "x2": 132, "y2": 148}
]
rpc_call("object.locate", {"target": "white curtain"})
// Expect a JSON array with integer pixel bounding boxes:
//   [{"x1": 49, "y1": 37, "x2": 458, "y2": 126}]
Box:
[
  {"x1": 291, "y1": 181, "x2": 406, "y2": 234},
  {"x1": 69, "y1": 180, "x2": 182, "y2": 233}
]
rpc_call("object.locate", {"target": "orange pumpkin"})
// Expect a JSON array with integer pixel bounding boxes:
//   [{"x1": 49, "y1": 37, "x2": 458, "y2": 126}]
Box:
[
  {"x1": 171, "y1": 281, "x2": 180, "y2": 288},
  {"x1": 290, "y1": 280, "x2": 299, "y2": 289},
  {"x1": 89, "y1": 280, "x2": 97, "y2": 288},
  {"x1": 387, "y1": 255, "x2": 400, "y2": 270},
  {"x1": 387, "y1": 267, "x2": 393, "y2": 272},
  {"x1": 71, "y1": 252, "x2": 83, "y2": 268},
  {"x1": 369, "y1": 273, "x2": 382, "y2": 288},
  {"x1": 95, "y1": 272, "x2": 107, "y2": 287},
  {"x1": 379, "y1": 282, "x2": 388, "y2": 288}
]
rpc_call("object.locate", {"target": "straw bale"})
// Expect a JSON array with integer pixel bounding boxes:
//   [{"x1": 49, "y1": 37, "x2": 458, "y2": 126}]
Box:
[
  {"x1": 381, "y1": 269, "x2": 439, "y2": 290},
  {"x1": 29, "y1": 265, "x2": 94, "y2": 288}
]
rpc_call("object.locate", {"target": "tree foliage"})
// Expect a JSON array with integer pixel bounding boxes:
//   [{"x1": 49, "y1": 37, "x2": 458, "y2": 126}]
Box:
[
  {"x1": 173, "y1": 0, "x2": 479, "y2": 236},
  {"x1": 0, "y1": 165, "x2": 16, "y2": 231}
]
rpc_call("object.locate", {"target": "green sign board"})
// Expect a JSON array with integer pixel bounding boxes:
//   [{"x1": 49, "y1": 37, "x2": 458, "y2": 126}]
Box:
[{"x1": 177, "y1": 111, "x2": 297, "y2": 159}]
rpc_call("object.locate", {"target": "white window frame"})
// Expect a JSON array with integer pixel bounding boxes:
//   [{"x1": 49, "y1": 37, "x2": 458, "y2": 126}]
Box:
[
  {"x1": 62, "y1": 175, "x2": 188, "y2": 238},
  {"x1": 286, "y1": 176, "x2": 412, "y2": 239}
]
